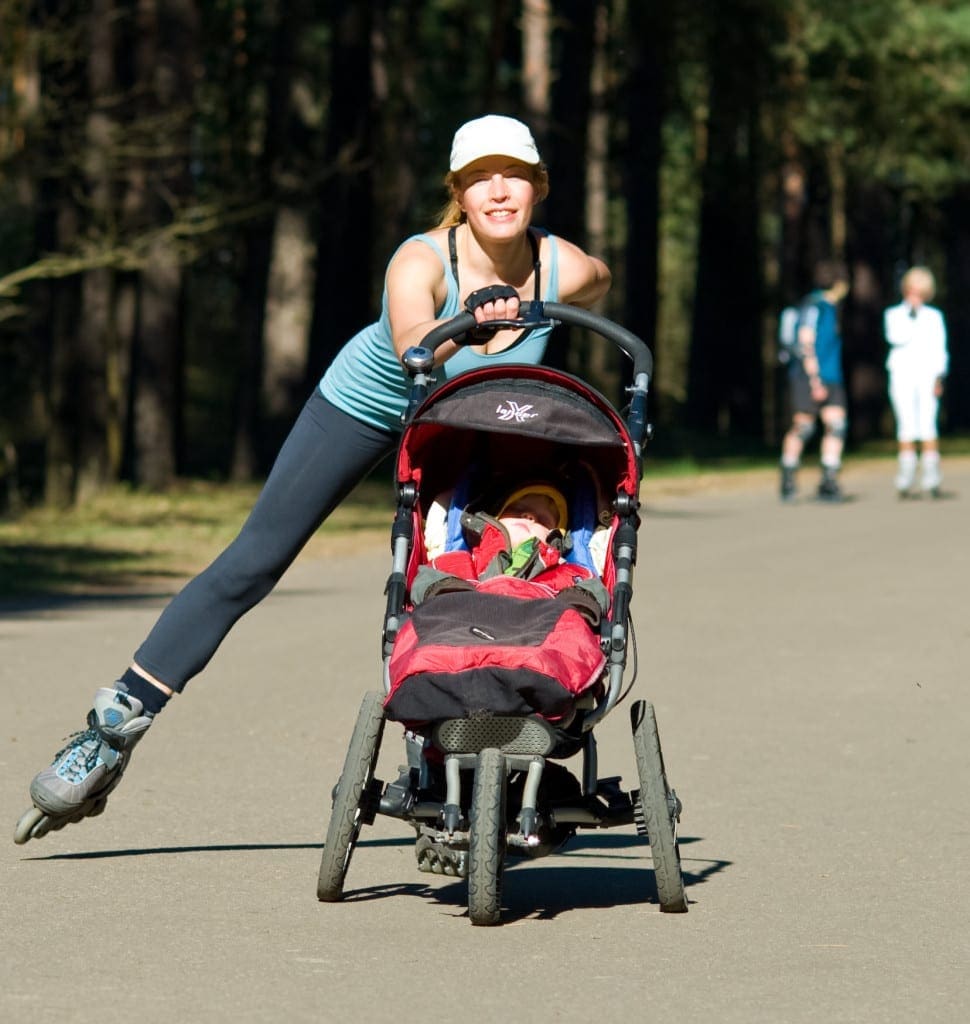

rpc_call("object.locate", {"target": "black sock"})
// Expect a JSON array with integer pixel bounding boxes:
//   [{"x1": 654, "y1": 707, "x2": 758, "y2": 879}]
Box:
[{"x1": 116, "y1": 667, "x2": 170, "y2": 716}]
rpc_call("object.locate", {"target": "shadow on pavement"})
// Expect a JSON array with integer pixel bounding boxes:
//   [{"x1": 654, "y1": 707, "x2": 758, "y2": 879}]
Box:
[
  {"x1": 22, "y1": 833, "x2": 729, "y2": 920},
  {"x1": 340, "y1": 858, "x2": 728, "y2": 921},
  {"x1": 336, "y1": 834, "x2": 730, "y2": 921},
  {"x1": 18, "y1": 835, "x2": 414, "y2": 860}
]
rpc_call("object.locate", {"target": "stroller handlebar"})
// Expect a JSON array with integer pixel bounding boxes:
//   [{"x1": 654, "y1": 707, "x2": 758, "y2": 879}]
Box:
[
  {"x1": 402, "y1": 302, "x2": 653, "y2": 380},
  {"x1": 402, "y1": 302, "x2": 654, "y2": 451},
  {"x1": 542, "y1": 302, "x2": 653, "y2": 380}
]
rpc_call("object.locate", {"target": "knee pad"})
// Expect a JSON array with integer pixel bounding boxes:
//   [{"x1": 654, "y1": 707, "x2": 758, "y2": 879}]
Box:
[
  {"x1": 826, "y1": 417, "x2": 848, "y2": 441},
  {"x1": 795, "y1": 420, "x2": 816, "y2": 444}
]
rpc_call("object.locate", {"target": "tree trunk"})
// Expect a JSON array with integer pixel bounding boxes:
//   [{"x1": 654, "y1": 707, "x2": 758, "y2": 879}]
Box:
[
  {"x1": 44, "y1": 272, "x2": 83, "y2": 508},
  {"x1": 545, "y1": 1, "x2": 594, "y2": 246},
  {"x1": 372, "y1": 0, "x2": 420, "y2": 256},
  {"x1": 125, "y1": 0, "x2": 198, "y2": 489},
  {"x1": 109, "y1": 273, "x2": 137, "y2": 476},
  {"x1": 576, "y1": 0, "x2": 616, "y2": 394},
  {"x1": 522, "y1": 0, "x2": 551, "y2": 140},
  {"x1": 482, "y1": 0, "x2": 512, "y2": 109},
  {"x1": 769, "y1": 126, "x2": 809, "y2": 442},
  {"x1": 75, "y1": 268, "x2": 114, "y2": 501},
  {"x1": 306, "y1": 1, "x2": 374, "y2": 385},
  {"x1": 261, "y1": 205, "x2": 314, "y2": 429},
  {"x1": 35, "y1": 1, "x2": 85, "y2": 506},
  {"x1": 620, "y1": 0, "x2": 667, "y2": 408},
  {"x1": 542, "y1": 1, "x2": 595, "y2": 376},
  {"x1": 842, "y1": 181, "x2": 894, "y2": 443},
  {"x1": 686, "y1": 7, "x2": 764, "y2": 441},
  {"x1": 942, "y1": 188, "x2": 970, "y2": 432},
  {"x1": 132, "y1": 239, "x2": 181, "y2": 487},
  {"x1": 230, "y1": 0, "x2": 314, "y2": 477},
  {"x1": 230, "y1": 216, "x2": 273, "y2": 480},
  {"x1": 74, "y1": 0, "x2": 119, "y2": 500}
]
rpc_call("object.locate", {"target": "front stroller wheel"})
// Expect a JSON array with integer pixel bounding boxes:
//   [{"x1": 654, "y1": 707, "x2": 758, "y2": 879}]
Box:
[
  {"x1": 317, "y1": 690, "x2": 386, "y2": 902},
  {"x1": 631, "y1": 700, "x2": 688, "y2": 913},
  {"x1": 468, "y1": 747, "x2": 507, "y2": 926}
]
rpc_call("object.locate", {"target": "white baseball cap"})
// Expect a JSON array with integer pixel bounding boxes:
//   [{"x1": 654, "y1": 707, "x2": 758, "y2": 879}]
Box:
[{"x1": 449, "y1": 114, "x2": 541, "y2": 173}]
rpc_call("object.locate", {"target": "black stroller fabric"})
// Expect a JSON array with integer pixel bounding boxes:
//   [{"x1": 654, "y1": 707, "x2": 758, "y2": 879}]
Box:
[{"x1": 385, "y1": 589, "x2": 606, "y2": 725}]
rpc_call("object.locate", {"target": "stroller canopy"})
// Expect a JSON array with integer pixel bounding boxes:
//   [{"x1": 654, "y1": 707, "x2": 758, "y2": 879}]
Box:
[{"x1": 397, "y1": 365, "x2": 639, "y2": 513}]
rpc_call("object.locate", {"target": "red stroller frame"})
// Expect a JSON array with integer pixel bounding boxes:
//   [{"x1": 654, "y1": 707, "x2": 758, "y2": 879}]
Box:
[{"x1": 317, "y1": 303, "x2": 687, "y2": 924}]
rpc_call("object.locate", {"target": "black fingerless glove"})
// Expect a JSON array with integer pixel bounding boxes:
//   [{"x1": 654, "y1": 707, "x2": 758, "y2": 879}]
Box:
[{"x1": 464, "y1": 284, "x2": 519, "y2": 314}]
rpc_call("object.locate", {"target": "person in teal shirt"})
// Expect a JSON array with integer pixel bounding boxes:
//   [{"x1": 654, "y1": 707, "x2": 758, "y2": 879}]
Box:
[{"x1": 16, "y1": 114, "x2": 611, "y2": 845}]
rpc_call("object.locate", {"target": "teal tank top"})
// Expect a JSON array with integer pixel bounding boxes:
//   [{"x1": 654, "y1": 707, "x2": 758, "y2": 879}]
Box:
[{"x1": 319, "y1": 230, "x2": 561, "y2": 433}]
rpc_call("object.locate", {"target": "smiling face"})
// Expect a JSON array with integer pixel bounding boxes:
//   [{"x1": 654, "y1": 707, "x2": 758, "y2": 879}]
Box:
[{"x1": 455, "y1": 157, "x2": 540, "y2": 238}]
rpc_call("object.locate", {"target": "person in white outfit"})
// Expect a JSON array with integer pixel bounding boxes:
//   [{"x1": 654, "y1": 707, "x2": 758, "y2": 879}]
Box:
[{"x1": 883, "y1": 266, "x2": 949, "y2": 497}]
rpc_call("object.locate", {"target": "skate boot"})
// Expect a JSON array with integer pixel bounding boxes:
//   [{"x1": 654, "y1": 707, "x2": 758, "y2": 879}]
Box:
[
  {"x1": 920, "y1": 456, "x2": 942, "y2": 499},
  {"x1": 816, "y1": 466, "x2": 843, "y2": 503},
  {"x1": 779, "y1": 465, "x2": 797, "y2": 502},
  {"x1": 14, "y1": 687, "x2": 154, "y2": 844},
  {"x1": 895, "y1": 454, "x2": 917, "y2": 498}
]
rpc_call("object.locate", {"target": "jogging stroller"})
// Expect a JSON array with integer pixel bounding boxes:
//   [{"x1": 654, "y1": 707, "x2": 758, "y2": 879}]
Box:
[{"x1": 317, "y1": 303, "x2": 687, "y2": 924}]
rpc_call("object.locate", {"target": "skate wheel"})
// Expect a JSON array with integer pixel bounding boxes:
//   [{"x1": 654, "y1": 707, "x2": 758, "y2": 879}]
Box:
[{"x1": 13, "y1": 806, "x2": 46, "y2": 845}]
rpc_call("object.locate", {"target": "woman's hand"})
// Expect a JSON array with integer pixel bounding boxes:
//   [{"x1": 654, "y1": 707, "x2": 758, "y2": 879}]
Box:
[{"x1": 464, "y1": 284, "x2": 521, "y2": 326}]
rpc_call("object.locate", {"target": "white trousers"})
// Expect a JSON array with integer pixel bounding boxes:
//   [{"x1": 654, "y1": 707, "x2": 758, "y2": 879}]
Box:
[{"x1": 888, "y1": 373, "x2": 940, "y2": 442}]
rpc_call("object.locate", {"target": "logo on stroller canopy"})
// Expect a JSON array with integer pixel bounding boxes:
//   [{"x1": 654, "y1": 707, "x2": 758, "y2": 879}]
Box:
[{"x1": 495, "y1": 400, "x2": 538, "y2": 423}]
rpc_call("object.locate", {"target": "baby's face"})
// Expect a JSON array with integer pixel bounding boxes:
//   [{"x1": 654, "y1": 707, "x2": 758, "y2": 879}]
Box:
[{"x1": 501, "y1": 493, "x2": 560, "y2": 531}]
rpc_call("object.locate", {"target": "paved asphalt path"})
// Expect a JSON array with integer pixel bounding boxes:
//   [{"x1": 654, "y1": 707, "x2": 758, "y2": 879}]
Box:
[{"x1": 2, "y1": 457, "x2": 968, "y2": 1024}]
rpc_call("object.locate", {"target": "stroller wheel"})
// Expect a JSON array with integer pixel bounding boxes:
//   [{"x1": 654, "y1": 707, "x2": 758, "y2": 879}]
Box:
[
  {"x1": 631, "y1": 700, "x2": 688, "y2": 913},
  {"x1": 317, "y1": 691, "x2": 386, "y2": 902},
  {"x1": 467, "y1": 748, "x2": 508, "y2": 926}
]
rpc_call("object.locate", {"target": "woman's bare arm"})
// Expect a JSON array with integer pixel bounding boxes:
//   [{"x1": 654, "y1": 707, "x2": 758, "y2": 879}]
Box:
[
  {"x1": 554, "y1": 236, "x2": 611, "y2": 308},
  {"x1": 385, "y1": 241, "x2": 465, "y2": 364}
]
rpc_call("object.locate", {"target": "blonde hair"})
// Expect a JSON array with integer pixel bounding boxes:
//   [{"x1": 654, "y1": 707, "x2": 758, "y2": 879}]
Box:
[
  {"x1": 433, "y1": 163, "x2": 550, "y2": 229},
  {"x1": 900, "y1": 266, "x2": 936, "y2": 302}
]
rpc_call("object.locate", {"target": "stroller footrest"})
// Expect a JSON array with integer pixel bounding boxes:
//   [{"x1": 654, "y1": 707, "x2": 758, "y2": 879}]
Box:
[{"x1": 433, "y1": 715, "x2": 558, "y2": 755}]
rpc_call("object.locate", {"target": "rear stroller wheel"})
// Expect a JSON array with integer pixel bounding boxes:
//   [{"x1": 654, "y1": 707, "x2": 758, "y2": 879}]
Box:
[
  {"x1": 631, "y1": 700, "x2": 688, "y2": 913},
  {"x1": 317, "y1": 690, "x2": 386, "y2": 902},
  {"x1": 467, "y1": 747, "x2": 507, "y2": 926}
]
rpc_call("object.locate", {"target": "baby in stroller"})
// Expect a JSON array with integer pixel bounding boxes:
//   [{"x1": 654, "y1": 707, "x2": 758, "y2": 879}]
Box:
[
  {"x1": 385, "y1": 473, "x2": 611, "y2": 731},
  {"x1": 425, "y1": 481, "x2": 610, "y2": 583}
]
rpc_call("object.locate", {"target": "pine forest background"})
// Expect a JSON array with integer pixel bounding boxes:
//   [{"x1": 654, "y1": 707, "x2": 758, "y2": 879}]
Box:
[{"x1": 2, "y1": 0, "x2": 969, "y2": 510}]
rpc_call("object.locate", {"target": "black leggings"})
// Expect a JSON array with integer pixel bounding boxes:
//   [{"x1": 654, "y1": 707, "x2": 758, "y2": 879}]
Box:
[{"x1": 134, "y1": 391, "x2": 396, "y2": 690}]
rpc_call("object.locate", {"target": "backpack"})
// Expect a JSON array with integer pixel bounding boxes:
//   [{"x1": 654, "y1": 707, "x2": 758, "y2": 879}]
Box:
[{"x1": 777, "y1": 305, "x2": 802, "y2": 364}]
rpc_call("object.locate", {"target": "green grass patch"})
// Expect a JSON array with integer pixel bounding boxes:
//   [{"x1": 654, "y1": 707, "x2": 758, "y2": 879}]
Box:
[{"x1": 0, "y1": 478, "x2": 396, "y2": 599}]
